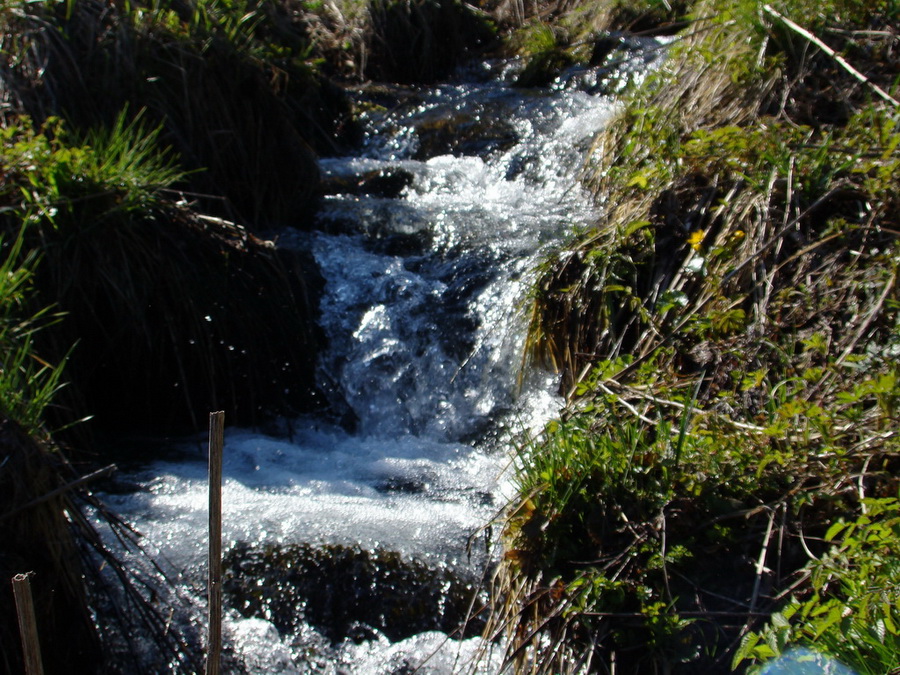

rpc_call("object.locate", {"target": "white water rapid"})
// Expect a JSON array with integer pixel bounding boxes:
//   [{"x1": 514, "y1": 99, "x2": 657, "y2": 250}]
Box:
[{"x1": 95, "y1": 45, "x2": 665, "y2": 674}]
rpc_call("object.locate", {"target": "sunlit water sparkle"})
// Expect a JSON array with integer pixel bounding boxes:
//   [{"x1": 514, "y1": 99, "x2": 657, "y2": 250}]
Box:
[{"x1": 97, "y1": 48, "x2": 669, "y2": 673}]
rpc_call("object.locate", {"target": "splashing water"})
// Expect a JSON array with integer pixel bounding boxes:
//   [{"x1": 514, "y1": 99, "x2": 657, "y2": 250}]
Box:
[{"x1": 97, "y1": 47, "x2": 668, "y2": 673}]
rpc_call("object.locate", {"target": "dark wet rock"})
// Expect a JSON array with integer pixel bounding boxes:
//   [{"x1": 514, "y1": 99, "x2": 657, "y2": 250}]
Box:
[
  {"x1": 315, "y1": 198, "x2": 436, "y2": 256},
  {"x1": 590, "y1": 32, "x2": 663, "y2": 67},
  {"x1": 513, "y1": 49, "x2": 575, "y2": 88},
  {"x1": 578, "y1": 33, "x2": 672, "y2": 96},
  {"x1": 412, "y1": 112, "x2": 518, "y2": 160},
  {"x1": 590, "y1": 34, "x2": 623, "y2": 66},
  {"x1": 374, "y1": 475, "x2": 432, "y2": 494},
  {"x1": 224, "y1": 543, "x2": 486, "y2": 644},
  {"x1": 320, "y1": 168, "x2": 415, "y2": 199},
  {"x1": 373, "y1": 231, "x2": 434, "y2": 257},
  {"x1": 505, "y1": 153, "x2": 539, "y2": 180}
]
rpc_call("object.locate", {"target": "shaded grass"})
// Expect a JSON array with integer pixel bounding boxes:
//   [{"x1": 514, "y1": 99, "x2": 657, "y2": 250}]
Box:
[
  {"x1": 365, "y1": 0, "x2": 498, "y2": 83},
  {"x1": 0, "y1": 0, "x2": 353, "y2": 227},
  {"x1": 0, "y1": 227, "x2": 199, "y2": 674},
  {"x1": 0, "y1": 417, "x2": 103, "y2": 674},
  {"x1": 0, "y1": 417, "x2": 204, "y2": 673},
  {"x1": 0, "y1": 113, "x2": 323, "y2": 434},
  {"x1": 0, "y1": 228, "x2": 65, "y2": 434}
]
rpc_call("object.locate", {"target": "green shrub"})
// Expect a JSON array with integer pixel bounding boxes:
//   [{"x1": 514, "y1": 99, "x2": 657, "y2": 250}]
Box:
[{"x1": 736, "y1": 496, "x2": 900, "y2": 674}]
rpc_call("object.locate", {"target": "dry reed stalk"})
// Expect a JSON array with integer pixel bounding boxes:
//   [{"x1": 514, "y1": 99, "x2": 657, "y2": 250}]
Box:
[
  {"x1": 12, "y1": 573, "x2": 44, "y2": 675},
  {"x1": 762, "y1": 4, "x2": 900, "y2": 108},
  {"x1": 207, "y1": 410, "x2": 225, "y2": 675}
]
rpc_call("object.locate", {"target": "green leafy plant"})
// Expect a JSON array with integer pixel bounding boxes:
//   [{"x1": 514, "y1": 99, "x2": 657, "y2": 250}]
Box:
[{"x1": 735, "y1": 496, "x2": 900, "y2": 673}]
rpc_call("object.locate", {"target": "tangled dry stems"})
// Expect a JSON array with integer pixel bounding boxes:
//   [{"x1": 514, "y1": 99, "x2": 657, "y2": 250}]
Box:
[{"x1": 501, "y1": 1, "x2": 900, "y2": 671}]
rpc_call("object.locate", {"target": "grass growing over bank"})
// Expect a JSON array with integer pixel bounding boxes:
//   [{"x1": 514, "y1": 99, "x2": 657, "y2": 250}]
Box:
[
  {"x1": 0, "y1": 0, "x2": 349, "y2": 226},
  {"x1": 0, "y1": 0, "x2": 384, "y2": 432},
  {"x1": 0, "y1": 111, "x2": 323, "y2": 433},
  {"x1": 495, "y1": 0, "x2": 900, "y2": 671},
  {"x1": 0, "y1": 229, "x2": 64, "y2": 435}
]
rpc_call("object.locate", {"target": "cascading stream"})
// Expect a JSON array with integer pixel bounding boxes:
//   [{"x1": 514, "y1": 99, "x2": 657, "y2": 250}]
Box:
[{"x1": 95, "y1": 45, "x2": 666, "y2": 674}]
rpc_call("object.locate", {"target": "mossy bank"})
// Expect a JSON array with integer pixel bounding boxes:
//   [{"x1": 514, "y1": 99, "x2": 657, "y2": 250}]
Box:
[{"x1": 493, "y1": 0, "x2": 900, "y2": 672}]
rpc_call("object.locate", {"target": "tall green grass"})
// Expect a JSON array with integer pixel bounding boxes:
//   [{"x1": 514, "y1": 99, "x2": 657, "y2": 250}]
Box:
[{"x1": 0, "y1": 228, "x2": 65, "y2": 434}]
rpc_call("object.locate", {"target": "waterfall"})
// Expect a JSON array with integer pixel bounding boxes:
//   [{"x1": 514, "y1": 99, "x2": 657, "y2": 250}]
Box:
[{"x1": 95, "y1": 45, "x2": 666, "y2": 674}]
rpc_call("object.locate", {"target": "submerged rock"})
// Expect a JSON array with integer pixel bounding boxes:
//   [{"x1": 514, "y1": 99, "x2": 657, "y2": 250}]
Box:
[
  {"x1": 412, "y1": 111, "x2": 518, "y2": 160},
  {"x1": 224, "y1": 542, "x2": 487, "y2": 644},
  {"x1": 319, "y1": 168, "x2": 415, "y2": 199}
]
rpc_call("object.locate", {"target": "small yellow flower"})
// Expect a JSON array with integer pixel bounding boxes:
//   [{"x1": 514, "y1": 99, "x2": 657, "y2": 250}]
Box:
[{"x1": 688, "y1": 230, "x2": 705, "y2": 251}]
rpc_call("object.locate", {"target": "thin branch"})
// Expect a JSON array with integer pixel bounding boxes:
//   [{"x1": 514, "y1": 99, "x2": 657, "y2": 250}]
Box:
[
  {"x1": 749, "y1": 507, "x2": 777, "y2": 618},
  {"x1": 582, "y1": 610, "x2": 771, "y2": 618},
  {"x1": 762, "y1": 4, "x2": 900, "y2": 108},
  {"x1": 0, "y1": 464, "x2": 117, "y2": 524},
  {"x1": 596, "y1": 381, "x2": 656, "y2": 426},
  {"x1": 605, "y1": 380, "x2": 768, "y2": 433},
  {"x1": 835, "y1": 270, "x2": 896, "y2": 367}
]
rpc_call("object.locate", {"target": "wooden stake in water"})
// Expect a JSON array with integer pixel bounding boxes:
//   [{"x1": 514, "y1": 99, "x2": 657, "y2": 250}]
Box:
[
  {"x1": 207, "y1": 411, "x2": 225, "y2": 675},
  {"x1": 12, "y1": 573, "x2": 44, "y2": 675}
]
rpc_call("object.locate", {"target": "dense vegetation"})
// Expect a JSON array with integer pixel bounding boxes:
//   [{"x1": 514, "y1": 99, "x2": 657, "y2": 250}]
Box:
[
  {"x1": 492, "y1": 0, "x2": 900, "y2": 672},
  {"x1": 1, "y1": 0, "x2": 897, "y2": 671}
]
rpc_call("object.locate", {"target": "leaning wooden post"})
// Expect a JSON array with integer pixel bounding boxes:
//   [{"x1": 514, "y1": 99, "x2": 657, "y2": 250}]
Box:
[
  {"x1": 207, "y1": 411, "x2": 225, "y2": 675},
  {"x1": 12, "y1": 573, "x2": 44, "y2": 675}
]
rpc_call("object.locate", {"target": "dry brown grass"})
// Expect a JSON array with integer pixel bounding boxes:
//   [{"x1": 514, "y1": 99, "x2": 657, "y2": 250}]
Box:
[{"x1": 498, "y1": 0, "x2": 900, "y2": 671}]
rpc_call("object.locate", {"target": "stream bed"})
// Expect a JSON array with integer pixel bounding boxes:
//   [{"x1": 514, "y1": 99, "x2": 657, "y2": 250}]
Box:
[{"x1": 95, "y1": 44, "x2": 665, "y2": 674}]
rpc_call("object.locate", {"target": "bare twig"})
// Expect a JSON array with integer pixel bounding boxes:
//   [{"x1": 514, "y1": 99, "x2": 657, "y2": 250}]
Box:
[
  {"x1": 858, "y1": 454, "x2": 874, "y2": 514},
  {"x1": 583, "y1": 610, "x2": 770, "y2": 618},
  {"x1": 762, "y1": 4, "x2": 900, "y2": 108},
  {"x1": 0, "y1": 464, "x2": 117, "y2": 524},
  {"x1": 749, "y1": 507, "x2": 777, "y2": 618},
  {"x1": 596, "y1": 381, "x2": 656, "y2": 425},
  {"x1": 605, "y1": 380, "x2": 768, "y2": 433},
  {"x1": 835, "y1": 270, "x2": 896, "y2": 367}
]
